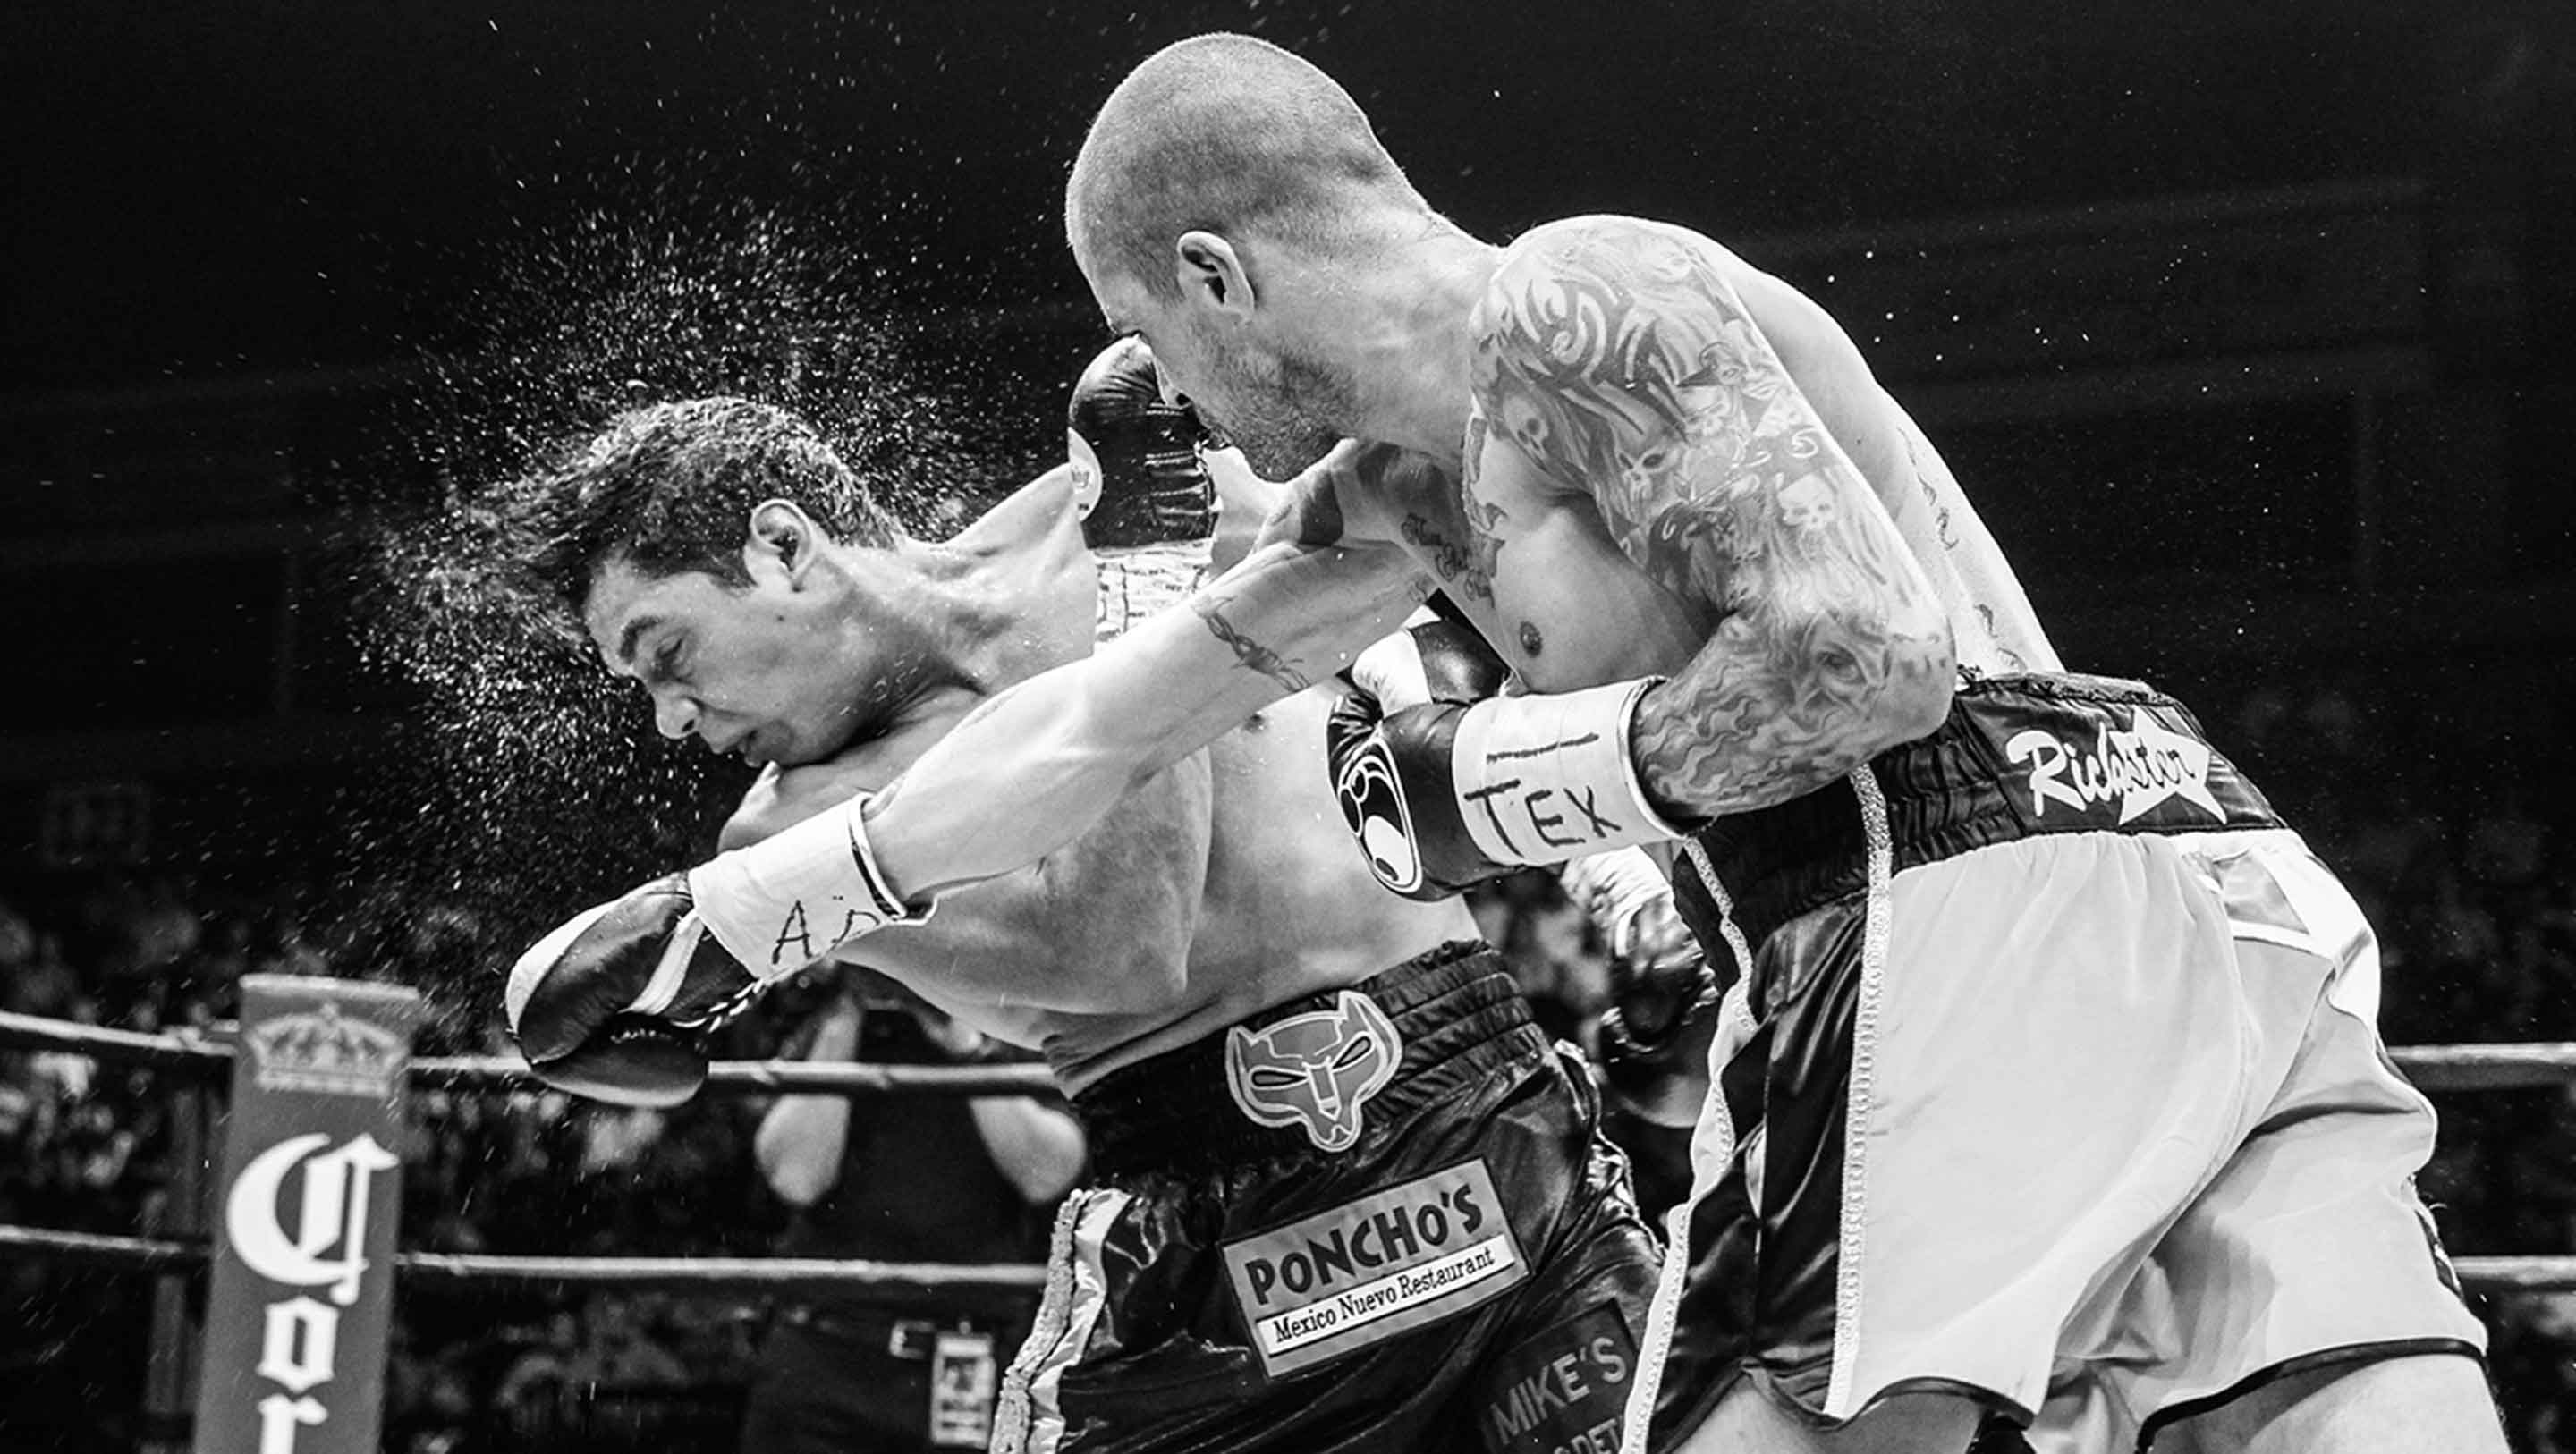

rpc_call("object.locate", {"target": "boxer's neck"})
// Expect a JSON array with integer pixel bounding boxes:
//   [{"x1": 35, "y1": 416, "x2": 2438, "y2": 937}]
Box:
[
  {"x1": 911, "y1": 467, "x2": 1098, "y2": 688},
  {"x1": 1326, "y1": 229, "x2": 1498, "y2": 466}
]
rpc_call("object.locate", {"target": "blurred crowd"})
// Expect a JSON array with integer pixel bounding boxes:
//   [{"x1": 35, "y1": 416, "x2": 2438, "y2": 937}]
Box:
[
  {"x1": 2, "y1": 666, "x2": 2572, "y2": 1451},
  {"x1": 0, "y1": 876, "x2": 792, "y2": 1452}
]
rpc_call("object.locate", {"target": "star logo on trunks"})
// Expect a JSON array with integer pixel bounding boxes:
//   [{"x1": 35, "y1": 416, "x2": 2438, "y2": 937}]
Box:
[
  {"x1": 2004, "y1": 706, "x2": 2225, "y2": 825},
  {"x1": 1334, "y1": 739, "x2": 1423, "y2": 894},
  {"x1": 1225, "y1": 991, "x2": 1402, "y2": 1153}
]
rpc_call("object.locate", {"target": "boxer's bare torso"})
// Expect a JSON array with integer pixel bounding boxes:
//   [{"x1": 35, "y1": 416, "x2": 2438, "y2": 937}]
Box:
[{"x1": 719, "y1": 469, "x2": 1472, "y2": 1094}]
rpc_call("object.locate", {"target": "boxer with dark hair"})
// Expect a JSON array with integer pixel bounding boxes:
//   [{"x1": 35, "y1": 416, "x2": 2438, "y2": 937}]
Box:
[{"x1": 497, "y1": 342, "x2": 1663, "y2": 1453}]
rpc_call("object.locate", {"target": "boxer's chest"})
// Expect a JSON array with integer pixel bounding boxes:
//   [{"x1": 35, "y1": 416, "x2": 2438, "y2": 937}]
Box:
[{"x1": 1368, "y1": 444, "x2": 1709, "y2": 694}]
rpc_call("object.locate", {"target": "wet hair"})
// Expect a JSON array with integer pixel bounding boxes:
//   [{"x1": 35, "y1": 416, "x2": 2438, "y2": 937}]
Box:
[
  {"x1": 513, "y1": 396, "x2": 902, "y2": 622},
  {"x1": 1067, "y1": 33, "x2": 1436, "y2": 300}
]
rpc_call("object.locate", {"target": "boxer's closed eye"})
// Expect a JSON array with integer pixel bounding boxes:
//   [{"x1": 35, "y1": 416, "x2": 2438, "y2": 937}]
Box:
[{"x1": 646, "y1": 638, "x2": 687, "y2": 686}]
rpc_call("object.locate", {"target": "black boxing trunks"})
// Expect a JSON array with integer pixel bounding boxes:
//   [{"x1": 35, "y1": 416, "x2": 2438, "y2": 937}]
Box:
[
  {"x1": 1633, "y1": 671, "x2": 2484, "y2": 1452},
  {"x1": 991, "y1": 942, "x2": 1661, "y2": 1454}
]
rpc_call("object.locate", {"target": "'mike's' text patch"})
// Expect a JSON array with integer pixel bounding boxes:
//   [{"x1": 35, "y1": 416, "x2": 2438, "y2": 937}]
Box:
[
  {"x1": 1479, "y1": 1299, "x2": 1638, "y2": 1454},
  {"x1": 1222, "y1": 1160, "x2": 1527, "y2": 1378}
]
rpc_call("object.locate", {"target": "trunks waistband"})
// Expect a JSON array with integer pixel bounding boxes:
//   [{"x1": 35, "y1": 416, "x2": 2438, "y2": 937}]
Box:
[
  {"x1": 1674, "y1": 671, "x2": 2284, "y2": 953},
  {"x1": 1072, "y1": 942, "x2": 1544, "y2": 1179}
]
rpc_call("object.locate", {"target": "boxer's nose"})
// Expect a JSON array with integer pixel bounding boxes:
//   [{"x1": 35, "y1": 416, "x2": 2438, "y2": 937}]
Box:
[{"x1": 651, "y1": 691, "x2": 700, "y2": 740}]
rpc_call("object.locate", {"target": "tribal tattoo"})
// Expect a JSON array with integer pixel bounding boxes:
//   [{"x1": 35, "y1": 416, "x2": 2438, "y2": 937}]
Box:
[
  {"x1": 1901, "y1": 425, "x2": 1964, "y2": 553},
  {"x1": 1469, "y1": 217, "x2": 1953, "y2": 816},
  {"x1": 1194, "y1": 592, "x2": 1312, "y2": 694}
]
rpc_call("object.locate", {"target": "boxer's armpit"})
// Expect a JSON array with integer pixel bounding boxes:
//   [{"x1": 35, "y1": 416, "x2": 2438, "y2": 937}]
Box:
[
  {"x1": 720, "y1": 689, "x2": 1211, "y2": 1013},
  {"x1": 1470, "y1": 215, "x2": 1955, "y2": 817},
  {"x1": 835, "y1": 748, "x2": 1214, "y2": 1017}
]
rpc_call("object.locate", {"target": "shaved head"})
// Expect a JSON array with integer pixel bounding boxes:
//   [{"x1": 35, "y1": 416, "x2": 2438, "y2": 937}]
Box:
[{"x1": 1068, "y1": 34, "x2": 1437, "y2": 300}]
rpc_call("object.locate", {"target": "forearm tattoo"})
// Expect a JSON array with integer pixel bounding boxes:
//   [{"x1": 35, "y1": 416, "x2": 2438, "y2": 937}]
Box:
[
  {"x1": 1470, "y1": 218, "x2": 1950, "y2": 816},
  {"x1": 1193, "y1": 593, "x2": 1312, "y2": 693}
]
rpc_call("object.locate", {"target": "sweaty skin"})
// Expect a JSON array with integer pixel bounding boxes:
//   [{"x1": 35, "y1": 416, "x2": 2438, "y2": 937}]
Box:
[
  {"x1": 704, "y1": 468, "x2": 1472, "y2": 1093},
  {"x1": 849, "y1": 220, "x2": 2057, "y2": 906}
]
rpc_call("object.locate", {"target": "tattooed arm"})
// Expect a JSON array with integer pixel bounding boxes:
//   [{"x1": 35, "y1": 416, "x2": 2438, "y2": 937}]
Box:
[
  {"x1": 1468, "y1": 217, "x2": 1956, "y2": 819},
  {"x1": 857, "y1": 444, "x2": 1433, "y2": 901}
]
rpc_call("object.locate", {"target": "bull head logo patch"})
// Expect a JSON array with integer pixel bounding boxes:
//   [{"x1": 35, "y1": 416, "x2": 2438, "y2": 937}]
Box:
[{"x1": 1225, "y1": 991, "x2": 1403, "y2": 1153}]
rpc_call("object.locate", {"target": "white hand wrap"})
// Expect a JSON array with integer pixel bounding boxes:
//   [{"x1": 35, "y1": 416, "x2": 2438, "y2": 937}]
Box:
[
  {"x1": 1347, "y1": 606, "x2": 1456, "y2": 714},
  {"x1": 1560, "y1": 847, "x2": 1674, "y2": 959},
  {"x1": 1450, "y1": 678, "x2": 1690, "y2": 865},
  {"x1": 687, "y1": 790, "x2": 933, "y2": 978}
]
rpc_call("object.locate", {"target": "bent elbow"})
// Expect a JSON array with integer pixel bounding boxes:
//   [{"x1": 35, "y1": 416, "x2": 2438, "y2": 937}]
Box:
[{"x1": 1880, "y1": 627, "x2": 1956, "y2": 749}]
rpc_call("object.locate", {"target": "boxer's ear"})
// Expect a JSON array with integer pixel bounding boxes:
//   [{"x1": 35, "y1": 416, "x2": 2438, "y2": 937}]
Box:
[
  {"x1": 1175, "y1": 231, "x2": 1256, "y2": 321},
  {"x1": 744, "y1": 499, "x2": 818, "y2": 586}
]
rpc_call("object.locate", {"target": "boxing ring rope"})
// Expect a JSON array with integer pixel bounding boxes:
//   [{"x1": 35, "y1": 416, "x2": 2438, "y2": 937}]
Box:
[
  {"x1": 13, "y1": 1009, "x2": 2572, "y2": 1095},
  {"x1": 411, "y1": 1055, "x2": 1061, "y2": 1098},
  {"x1": 6, "y1": 1003, "x2": 2572, "y2": 1295},
  {"x1": 0, "y1": 1223, "x2": 1046, "y2": 1292},
  {"x1": 5, "y1": 1222, "x2": 2557, "y2": 1291},
  {"x1": 7, "y1": 1001, "x2": 2575, "y2": 1451},
  {"x1": 0, "y1": 1005, "x2": 1057, "y2": 1294},
  {"x1": 2377, "y1": 1043, "x2": 2576, "y2": 1094},
  {"x1": 0, "y1": 1009, "x2": 1060, "y2": 1096}
]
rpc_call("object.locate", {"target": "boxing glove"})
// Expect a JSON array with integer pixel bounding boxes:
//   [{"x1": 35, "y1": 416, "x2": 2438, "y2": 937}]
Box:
[
  {"x1": 504, "y1": 875, "x2": 752, "y2": 1107},
  {"x1": 1326, "y1": 617, "x2": 1515, "y2": 900},
  {"x1": 1329, "y1": 641, "x2": 1692, "y2": 899},
  {"x1": 1066, "y1": 337, "x2": 1217, "y2": 549},
  {"x1": 507, "y1": 787, "x2": 931, "y2": 1106},
  {"x1": 1567, "y1": 848, "x2": 1722, "y2": 1100}
]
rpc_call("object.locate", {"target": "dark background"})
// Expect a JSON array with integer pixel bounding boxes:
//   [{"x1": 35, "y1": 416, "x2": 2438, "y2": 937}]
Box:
[
  {"x1": 3, "y1": 1, "x2": 2574, "y2": 1450},
  {"x1": 3, "y1": 0, "x2": 2571, "y2": 765},
  {"x1": 7, "y1": 0, "x2": 2567, "y2": 975}
]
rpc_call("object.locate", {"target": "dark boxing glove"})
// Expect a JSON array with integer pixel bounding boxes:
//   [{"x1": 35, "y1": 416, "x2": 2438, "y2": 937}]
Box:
[
  {"x1": 506, "y1": 790, "x2": 932, "y2": 1107},
  {"x1": 1567, "y1": 848, "x2": 1725, "y2": 1116},
  {"x1": 1066, "y1": 337, "x2": 1217, "y2": 549},
  {"x1": 1329, "y1": 621, "x2": 1690, "y2": 900},
  {"x1": 503, "y1": 875, "x2": 752, "y2": 1108},
  {"x1": 1326, "y1": 616, "x2": 1516, "y2": 900}
]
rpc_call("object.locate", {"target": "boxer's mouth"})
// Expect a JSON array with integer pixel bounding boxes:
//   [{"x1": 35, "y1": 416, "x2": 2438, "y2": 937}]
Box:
[{"x1": 704, "y1": 730, "x2": 764, "y2": 766}]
